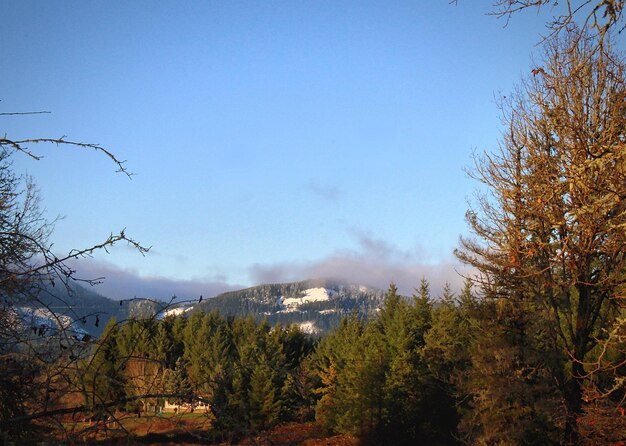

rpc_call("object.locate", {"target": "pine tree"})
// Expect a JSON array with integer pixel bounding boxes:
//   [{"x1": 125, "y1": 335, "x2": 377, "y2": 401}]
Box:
[
  {"x1": 456, "y1": 298, "x2": 562, "y2": 445},
  {"x1": 311, "y1": 283, "x2": 459, "y2": 443},
  {"x1": 154, "y1": 320, "x2": 174, "y2": 367},
  {"x1": 424, "y1": 284, "x2": 471, "y2": 383},
  {"x1": 412, "y1": 278, "x2": 433, "y2": 348},
  {"x1": 83, "y1": 318, "x2": 126, "y2": 410},
  {"x1": 164, "y1": 357, "x2": 193, "y2": 405},
  {"x1": 170, "y1": 315, "x2": 187, "y2": 360},
  {"x1": 312, "y1": 315, "x2": 365, "y2": 434},
  {"x1": 183, "y1": 311, "x2": 232, "y2": 397},
  {"x1": 249, "y1": 361, "x2": 281, "y2": 430},
  {"x1": 380, "y1": 282, "x2": 446, "y2": 444}
]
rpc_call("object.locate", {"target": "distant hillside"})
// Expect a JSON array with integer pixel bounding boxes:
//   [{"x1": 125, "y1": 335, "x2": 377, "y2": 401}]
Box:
[
  {"x1": 26, "y1": 282, "x2": 129, "y2": 336},
  {"x1": 14, "y1": 278, "x2": 388, "y2": 337},
  {"x1": 190, "y1": 278, "x2": 386, "y2": 334},
  {"x1": 23, "y1": 281, "x2": 158, "y2": 337}
]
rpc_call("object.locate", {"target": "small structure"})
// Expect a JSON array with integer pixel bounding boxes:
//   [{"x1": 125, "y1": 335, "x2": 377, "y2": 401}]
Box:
[{"x1": 162, "y1": 399, "x2": 211, "y2": 414}]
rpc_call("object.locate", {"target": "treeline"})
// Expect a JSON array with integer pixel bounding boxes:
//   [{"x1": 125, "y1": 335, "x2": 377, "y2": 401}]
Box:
[
  {"x1": 80, "y1": 277, "x2": 625, "y2": 444},
  {"x1": 302, "y1": 280, "x2": 623, "y2": 445},
  {"x1": 310, "y1": 280, "x2": 460, "y2": 445},
  {"x1": 82, "y1": 311, "x2": 315, "y2": 442}
]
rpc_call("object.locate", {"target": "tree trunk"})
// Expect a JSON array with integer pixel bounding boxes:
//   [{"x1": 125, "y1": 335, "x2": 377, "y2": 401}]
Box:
[{"x1": 563, "y1": 369, "x2": 582, "y2": 445}]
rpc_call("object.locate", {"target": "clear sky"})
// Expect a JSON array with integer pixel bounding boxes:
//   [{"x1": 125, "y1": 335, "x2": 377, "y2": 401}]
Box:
[{"x1": 2, "y1": 1, "x2": 553, "y2": 299}]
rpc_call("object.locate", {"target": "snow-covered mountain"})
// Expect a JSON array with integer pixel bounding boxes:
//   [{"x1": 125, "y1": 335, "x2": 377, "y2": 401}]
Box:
[{"x1": 191, "y1": 278, "x2": 385, "y2": 334}]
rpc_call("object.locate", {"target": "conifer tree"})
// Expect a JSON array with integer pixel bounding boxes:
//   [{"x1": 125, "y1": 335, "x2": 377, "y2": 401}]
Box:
[
  {"x1": 360, "y1": 325, "x2": 388, "y2": 438},
  {"x1": 249, "y1": 361, "x2": 282, "y2": 430},
  {"x1": 116, "y1": 317, "x2": 156, "y2": 360},
  {"x1": 154, "y1": 320, "x2": 174, "y2": 367},
  {"x1": 312, "y1": 315, "x2": 365, "y2": 434},
  {"x1": 164, "y1": 357, "x2": 193, "y2": 405},
  {"x1": 171, "y1": 315, "x2": 187, "y2": 358},
  {"x1": 381, "y1": 281, "x2": 457, "y2": 444},
  {"x1": 184, "y1": 311, "x2": 232, "y2": 397},
  {"x1": 83, "y1": 318, "x2": 126, "y2": 410},
  {"x1": 457, "y1": 298, "x2": 562, "y2": 445},
  {"x1": 412, "y1": 278, "x2": 433, "y2": 348},
  {"x1": 424, "y1": 283, "x2": 471, "y2": 383}
]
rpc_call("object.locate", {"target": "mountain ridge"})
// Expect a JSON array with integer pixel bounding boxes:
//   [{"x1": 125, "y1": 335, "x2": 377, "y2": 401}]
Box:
[
  {"x1": 188, "y1": 278, "x2": 386, "y2": 333},
  {"x1": 16, "y1": 278, "x2": 389, "y2": 337}
]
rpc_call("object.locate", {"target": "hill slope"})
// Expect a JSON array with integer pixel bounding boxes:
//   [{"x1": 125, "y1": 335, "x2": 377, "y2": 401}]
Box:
[
  {"x1": 191, "y1": 278, "x2": 385, "y2": 333},
  {"x1": 16, "y1": 282, "x2": 162, "y2": 338},
  {"x1": 23, "y1": 282, "x2": 129, "y2": 337},
  {"x1": 12, "y1": 279, "x2": 387, "y2": 337}
]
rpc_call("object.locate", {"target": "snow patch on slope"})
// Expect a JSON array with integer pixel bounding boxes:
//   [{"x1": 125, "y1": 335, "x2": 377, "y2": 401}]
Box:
[
  {"x1": 281, "y1": 287, "x2": 332, "y2": 311},
  {"x1": 14, "y1": 306, "x2": 90, "y2": 339},
  {"x1": 161, "y1": 306, "x2": 193, "y2": 318},
  {"x1": 298, "y1": 321, "x2": 319, "y2": 334},
  {"x1": 18, "y1": 307, "x2": 73, "y2": 329}
]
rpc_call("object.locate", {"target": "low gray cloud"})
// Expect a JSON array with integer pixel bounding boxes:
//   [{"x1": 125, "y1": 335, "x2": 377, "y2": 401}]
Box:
[
  {"x1": 249, "y1": 232, "x2": 471, "y2": 298},
  {"x1": 67, "y1": 259, "x2": 241, "y2": 301},
  {"x1": 63, "y1": 233, "x2": 472, "y2": 302}
]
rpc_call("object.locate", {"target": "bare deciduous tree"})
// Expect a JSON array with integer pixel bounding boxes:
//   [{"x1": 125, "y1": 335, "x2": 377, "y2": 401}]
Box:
[
  {"x1": 0, "y1": 113, "x2": 149, "y2": 441},
  {"x1": 452, "y1": 1, "x2": 625, "y2": 46},
  {"x1": 500, "y1": 0, "x2": 624, "y2": 38},
  {"x1": 456, "y1": 29, "x2": 626, "y2": 443}
]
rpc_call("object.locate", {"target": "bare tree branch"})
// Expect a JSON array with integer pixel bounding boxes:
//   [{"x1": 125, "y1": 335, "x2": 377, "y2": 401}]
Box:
[
  {"x1": 0, "y1": 111, "x2": 51, "y2": 116},
  {"x1": 0, "y1": 137, "x2": 133, "y2": 178}
]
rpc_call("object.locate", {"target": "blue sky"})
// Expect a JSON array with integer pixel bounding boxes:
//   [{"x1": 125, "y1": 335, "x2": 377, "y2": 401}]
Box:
[{"x1": 2, "y1": 1, "x2": 552, "y2": 298}]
